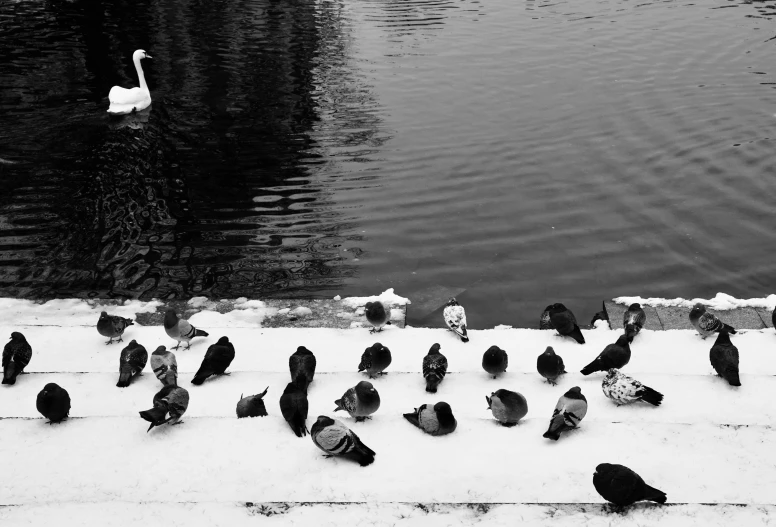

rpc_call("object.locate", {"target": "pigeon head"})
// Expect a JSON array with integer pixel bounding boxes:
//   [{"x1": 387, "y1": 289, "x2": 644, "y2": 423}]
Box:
[
  {"x1": 428, "y1": 343, "x2": 441, "y2": 354},
  {"x1": 316, "y1": 415, "x2": 336, "y2": 428},
  {"x1": 128, "y1": 340, "x2": 138, "y2": 347},
  {"x1": 9, "y1": 332, "x2": 24, "y2": 341},
  {"x1": 296, "y1": 346, "x2": 313, "y2": 355},
  {"x1": 446, "y1": 298, "x2": 459, "y2": 307},
  {"x1": 152, "y1": 346, "x2": 167, "y2": 355},
  {"x1": 434, "y1": 402, "x2": 456, "y2": 427},
  {"x1": 629, "y1": 303, "x2": 642, "y2": 310},
  {"x1": 689, "y1": 303, "x2": 706, "y2": 318},
  {"x1": 594, "y1": 463, "x2": 615, "y2": 477},
  {"x1": 542, "y1": 346, "x2": 556, "y2": 356},
  {"x1": 551, "y1": 303, "x2": 567, "y2": 312},
  {"x1": 99, "y1": 311, "x2": 109, "y2": 318},
  {"x1": 163, "y1": 309, "x2": 178, "y2": 328},
  {"x1": 355, "y1": 381, "x2": 375, "y2": 396},
  {"x1": 216, "y1": 336, "x2": 230, "y2": 345},
  {"x1": 564, "y1": 386, "x2": 585, "y2": 400},
  {"x1": 615, "y1": 334, "x2": 631, "y2": 347}
]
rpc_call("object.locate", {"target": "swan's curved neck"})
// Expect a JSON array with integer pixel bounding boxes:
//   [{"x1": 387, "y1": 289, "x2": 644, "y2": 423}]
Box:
[{"x1": 134, "y1": 56, "x2": 148, "y2": 92}]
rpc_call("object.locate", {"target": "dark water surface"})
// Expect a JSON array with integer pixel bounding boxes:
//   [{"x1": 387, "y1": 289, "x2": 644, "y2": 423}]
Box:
[{"x1": 2, "y1": 0, "x2": 776, "y2": 328}]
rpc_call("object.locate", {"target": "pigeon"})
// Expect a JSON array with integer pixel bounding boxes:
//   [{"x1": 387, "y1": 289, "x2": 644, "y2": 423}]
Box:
[
  {"x1": 150, "y1": 346, "x2": 178, "y2": 386},
  {"x1": 139, "y1": 385, "x2": 189, "y2": 432},
  {"x1": 580, "y1": 335, "x2": 631, "y2": 376},
  {"x1": 36, "y1": 383, "x2": 71, "y2": 424},
  {"x1": 191, "y1": 337, "x2": 235, "y2": 385},
  {"x1": 537, "y1": 346, "x2": 566, "y2": 385},
  {"x1": 772, "y1": 306, "x2": 776, "y2": 330},
  {"x1": 590, "y1": 301, "x2": 610, "y2": 328},
  {"x1": 334, "y1": 381, "x2": 380, "y2": 422},
  {"x1": 164, "y1": 308, "x2": 209, "y2": 350},
  {"x1": 365, "y1": 301, "x2": 391, "y2": 333},
  {"x1": 593, "y1": 463, "x2": 667, "y2": 507},
  {"x1": 709, "y1": 330, "x2": 741, "y2": 386},
  {"x1": 289, "y1": 346, "x2": 316, "y2": 393},
  {"x1": 548, "y1": 303, "x2": 585, "y2": 344},
  {"x1": 358, "y1": 342, "x2": 392, "y2": 378},
  {"x1": 422, "y1": 343, "x2": 448, "y2": 393},
  {"x1": 403, "y1": 402, "x2": 457, "y2": 436},
  {"x1": 236, "y1": 387, "x2": 269, "y2": 418},
  {"x1": 97, "y1": 311, "x2": 134, "y2": 345},
  {"x1": 311, "y1": 416, "x2": 375, "y2": 466},
  {"x1": 443, "y1": 298, "x2": 469, "y2": 343},
  {"x1": 482, "y1": 345, "x2": 508, "y2": 378},
  {"x1": 486, "y1": 389, "x2": 528, "y2": 426},
  {"x1": 539, "y1": 305, "x2": 554, "y2": 330},
  {"x1": 116, "y1": 340, "x2": 148, "y2": 388},
  {"x1": 543, "y1": 386, "x2": 587, "y2": 441},
  {"x1": 689, "y1": 303, "x2": 736, "y2": 339},
  {"x1": 279, "y1": 380, "x2": 309, "y2": 437},
  {"x1": 2, "y1": 332, "x2": 32, "y2": 386},
  {"x1": 602, "y1": 369, "x2": 663, "y2": 406},
  {"x1": 623, "y1": 303, "x2": 646, "y2": 343}
]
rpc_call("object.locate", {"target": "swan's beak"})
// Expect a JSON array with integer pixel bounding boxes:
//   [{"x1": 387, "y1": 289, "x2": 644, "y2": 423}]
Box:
[{"x1": 145, "y1": 54, "x2": 153, "y2": 59}]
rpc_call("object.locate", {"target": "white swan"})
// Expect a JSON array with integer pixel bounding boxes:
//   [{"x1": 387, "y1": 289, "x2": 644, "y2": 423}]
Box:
[{"x1": 107, "y1": 49, "x2": 152, "y2": 115}]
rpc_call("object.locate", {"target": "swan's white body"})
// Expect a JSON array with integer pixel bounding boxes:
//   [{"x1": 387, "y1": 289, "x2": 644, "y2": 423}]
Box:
[{"x1": 108, "y1": 49, "x2": 152, "y2": 115}]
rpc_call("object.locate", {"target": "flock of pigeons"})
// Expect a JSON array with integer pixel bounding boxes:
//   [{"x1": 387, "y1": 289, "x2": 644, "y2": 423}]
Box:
[{"x1": 1, "y1": 297, "x2": 760, "y2": 508}]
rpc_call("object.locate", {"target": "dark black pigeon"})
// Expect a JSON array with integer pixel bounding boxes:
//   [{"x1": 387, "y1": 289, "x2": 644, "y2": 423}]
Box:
[
  {"x1": 537, "y1": 346, "x2": 566, "y2": 385},
  {"x1": 365, "y1": 301, "x2": 391, "y2": 333},
  {"x1": 548, "y1": 303, "x2": 585, "y2": 344},
  {"x1": 236, "y1": 387, "x2": 269, "y2": 418},
  {"x1": 422, "y1": 343, "x2": 448, "y2": 393},
  {"x1": 358, "y1": 343, "x2": 392, "y2": 378},
  {"x1": 709, "y1": 330, "x2": 741, "y2": 386},
  {"x1": 280, "y1": 380, "x2": 309, "y2": 437},
  {"x1": 623, "y1": 303, "x2": 646, "y2": 343},
  {"x1": 593, "y1": 463, "x2": 667, "y2": 507},
  {"x1": 590, "y1": 301, "x2": 610, "y2": 328},
  {"x1": 36, "y1": 383, "x2": 71, "y2": 424},
  {"x1": 580, "y1": 335, "x2": 631, "y2": 376},
  {"x1": 289, "y1": 346, "x2": 317, "y2": 393},
  {"x1": 116, "y1": 340, "x2": 148, "y2": 388},
  {"x1": 482, "y1": 345, "x2": 508, "y2": 378},
  {"x1": 191, "y1": 337, "x2": 235, "y2": 385},
  {"x1": 2, "y1": 332, "x2": 32, "y2": 385}
]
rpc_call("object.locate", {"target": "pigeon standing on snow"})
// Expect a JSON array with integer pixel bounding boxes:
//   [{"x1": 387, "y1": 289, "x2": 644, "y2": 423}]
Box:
[
  {"x1": 139, "y1": 385, "x2": 189, "y2": 432},
  {"x1": 358, "y1": 342, "x2": 392, "y2": 378},
  {"x1": 191, "y1": 337, "x2": 235, "y2": 385},
  {"x1": 236, "y1": 387, "x2": 269, "y2": 418},
  {"x1": 97, "y1": 311, "x2": 134, "y2": 345},
  {"x1": 289, "y1": 346, "x2": 316, "y2": 393},
  {"x1": 311, "y1": 416, "x2": 376, "y2": 466},
  {"x1": 280, "y1": 380, "x2": 309, "y2": 437},
  {"x1": 593, "y1": 463, "x2": 667, "y2": 507},
  {"x1": 422, "y1": 343, "x2": 448, "y2": 393},
  {"x1": 580, "y1": 335, "x2": 631, "y2": 376},
  {"x1": 150, "y1": 346, "x2": 178, "y2": 386},
  {"x1": 539, "y1": 305, "x2": 554, "y2": 330},
  {"x1": 2, "y1": 332, "x2": 32, "y2": 385},
  {"x1": 36, "y1": 383, "x2": 71, "y2": 423},
  {"x1": 116, "y1": 340, "x2": 148, "y2": 388},
  {"x1": 537, "y1": 346, "x2": 566, "y2": 385},
  {"x1": 590, "y1": 301, "x2": 610, "y2": 328},
  {"x1": 623, "y1": 303, "x2": 646, "y2": 343},
  {"x1": 164, "y1": 308, "x2": 209, "y2": 350},
  {"x1": 486, "y1": 389, "x2": 528, "y2": 426},
  {"x1": 365, "y1": 301, "x2": 391, "y2": 333},
  {"x1": 334, "y1": 381, "x2": 380, "y2": 421},
  {"x1": 548, "y1": 303, "x2": 585, "y2": 344},
  {"x1": 709, "y1": 330, "x2": 741, "y2": 386},
  {"x1": 403, "y1": 402, "x2": 457, "y2": 436},
  {"x1": 689, "y1": 303, "x2": 736, "y2": 339},
  {"x1": 543, "y1": 386, "x2": 587, "y2": 441},
  {"x1": 443, "y1": 298, "x2": 469, "y2": 343},
  {"x1": 482, "y1": 345, "x2": 508, "y2": 378},
  {"x1": 602, "y1": 369, "x2": 663, "y2": 406}
]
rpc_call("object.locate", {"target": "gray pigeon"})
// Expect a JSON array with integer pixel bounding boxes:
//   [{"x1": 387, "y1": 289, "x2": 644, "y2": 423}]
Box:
[
  {"x1": 537, "y1": 346, "x2": 565, "y2": 385},
  {"x1": 97, "y1": 311, "x2": 134, "y2": 345},
  {"x1": 116, "y1": 340, "x2": 148, "y2": 388},
  {"x1": 289, "y1": 346, "x2": 316, "y2": 393},
  {"x1": 150, "y1": 346, "x2": 178, "y2": 386},
  {"x1": 236, "y1": 387, "x2": 269, "y2": 418},
  {"x1": 334, "y1": 381, "x2": 380, "y2": 421},
  {"x1": 689, "y1": 303, "x2": 736, "y2": 339},
  {"x1": 486, "y1": 389, "x2": 528, "y2": 426},
  {"x1": 139, "y1": 385, "x2": 189, "y2": 432},
  {"x1": 358, "y1": 343, "x2": 392, "y2": 378},
  {"x1": 311, "y1": 416, "x2": 375, "y2": 466},
  {"x1": 709, "y1": 330, "x2": 740, "y2": 386},
  {"x1": 3, "y1": 332, "x2": 32, "y2": 385},
  {"x1": 164, "y1": 308, "x2": 209, "y2": 350},
  {"x1": 403, "y1": 402, "x2": 457, "y2": 436},
  {"x1": 543, "y1": 386, "x2": 587, "y2": 441},
  {"x1": 36, "y1": 383, "x2": 71, "y2": 424},
  {"x1": 365, "y1": 301, "x2": 391, "y2": 333},
  {"x1": 623, "y1": 303, "x2": 646, "y2": 343},
  {"x1": 593, "y1": 463, "x2": 667, "y2": 507},
  {"x1": 422, "y1": 343, "x2": 448, "y2": 393},
  {"x1": 482, "y1": 345, "x2": 508, "y2": 378}
]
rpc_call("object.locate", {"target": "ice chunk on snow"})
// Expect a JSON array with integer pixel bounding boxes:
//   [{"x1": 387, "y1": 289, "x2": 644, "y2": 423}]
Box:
[
  {"x1": 615, "y1": 293, "x2": 776, "y2": 311},
  {"x1": 341, "y1": 288, "x2": 410, "y2": 308},
  {"x1": 290, "y1": 306, "x2": 312, "y2": 317}
]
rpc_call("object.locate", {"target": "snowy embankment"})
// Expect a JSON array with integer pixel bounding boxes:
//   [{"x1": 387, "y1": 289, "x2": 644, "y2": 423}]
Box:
[{"x1": 1, "y1": 297, "x2": 775, "y2": 525}]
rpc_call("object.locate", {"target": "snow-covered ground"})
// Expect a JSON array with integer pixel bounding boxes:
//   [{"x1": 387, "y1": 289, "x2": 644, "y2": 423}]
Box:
[{"x1": 1, "y1": 297, "x2": 775, "y2": 525}]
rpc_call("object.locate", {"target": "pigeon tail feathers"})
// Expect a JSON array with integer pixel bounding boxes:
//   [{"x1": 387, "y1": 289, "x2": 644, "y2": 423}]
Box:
[{"x1": 640, "y1": 386, "x2": 664, "y2": 406}]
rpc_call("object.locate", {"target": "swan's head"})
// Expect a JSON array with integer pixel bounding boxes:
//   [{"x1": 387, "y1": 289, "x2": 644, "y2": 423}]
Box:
[{"x1": 133, "y1": 49, "x2": 152, "y2": 61}]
